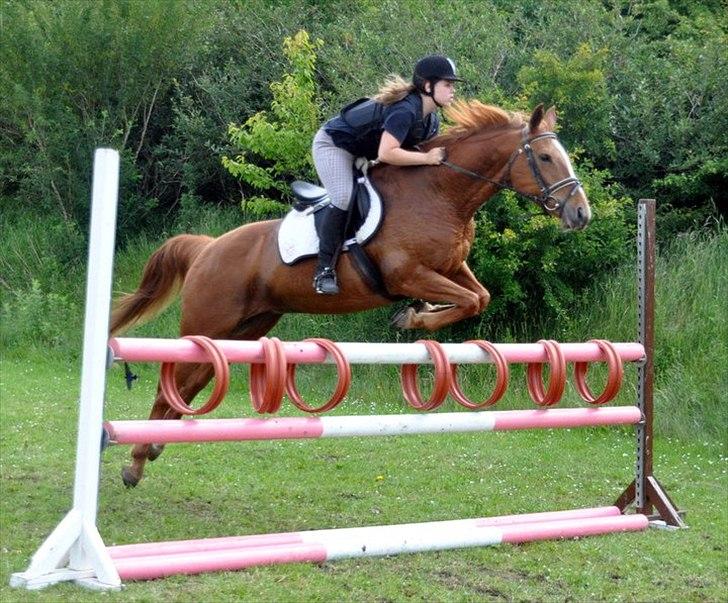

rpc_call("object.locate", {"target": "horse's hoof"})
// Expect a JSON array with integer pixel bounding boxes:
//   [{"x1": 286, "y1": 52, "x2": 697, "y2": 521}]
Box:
[
  {"x1": 121, "y1": 466, "x2": 139, "y2": 488},
  {"x1": 409, "y1": 300, "x2": 428, "y2": 313},
  {"x1": 410, "y1": 300, "x2": 455, "y2": 313},
  {"x1": 147, "y1": 444, "x2": 164, "y2": 461},
  {"x1": 390, "y1": 306, "x2": 415, "y2": 329}
]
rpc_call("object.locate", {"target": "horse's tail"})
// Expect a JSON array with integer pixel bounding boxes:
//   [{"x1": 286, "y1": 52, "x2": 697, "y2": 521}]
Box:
[{"x1": 110, "y1": 234, "x2": 213, "y2": 335}]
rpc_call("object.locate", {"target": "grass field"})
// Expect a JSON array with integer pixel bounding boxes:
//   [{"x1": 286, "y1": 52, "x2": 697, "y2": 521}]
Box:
[
  {"x1": 1, "y1": 348, "x2": 726, "y2": 602},
  {"x1": 1, "y1": 224, "x2": 725, "y2": 600}
]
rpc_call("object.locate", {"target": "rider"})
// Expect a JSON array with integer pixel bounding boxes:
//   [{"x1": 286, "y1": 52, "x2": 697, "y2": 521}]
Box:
[{"x1": 311, "y1": 55, "x2": 462, "y2": 295}]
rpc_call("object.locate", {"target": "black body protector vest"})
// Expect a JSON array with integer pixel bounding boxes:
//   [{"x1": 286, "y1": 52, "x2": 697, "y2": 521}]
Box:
[{"x1": 326, "y1": 93, "x2": 439, "y2": 159}]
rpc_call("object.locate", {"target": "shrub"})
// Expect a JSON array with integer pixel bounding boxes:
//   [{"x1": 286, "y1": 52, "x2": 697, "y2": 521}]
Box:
[
  {"x1": 457, "y1": 160, "x2": 633, "y2": 337},
  {"x1": 0, "y1": 280, "x2": 79, "y2": 349},
  {"x1": 223, "y1": 30, "x2": 323, "y2": 219},
  {"x1": 516, "y1": 44, "x2": 615, "y2": 162}
]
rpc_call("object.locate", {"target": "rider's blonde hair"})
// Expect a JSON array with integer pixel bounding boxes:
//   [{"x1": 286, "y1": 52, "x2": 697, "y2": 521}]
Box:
[{"x1": 373, "y1": 75, "x2": 416, "y2": 105}]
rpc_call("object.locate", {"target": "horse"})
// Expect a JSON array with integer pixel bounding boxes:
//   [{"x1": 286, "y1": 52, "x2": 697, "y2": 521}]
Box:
[{"x1": 111, "y1": 101, "x2": 591, "y2": 487}]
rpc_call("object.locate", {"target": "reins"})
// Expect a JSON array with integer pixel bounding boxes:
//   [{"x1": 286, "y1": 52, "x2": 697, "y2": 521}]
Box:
[{"x1": 440, "y1": 129, "x2": 583, "y2": 214}]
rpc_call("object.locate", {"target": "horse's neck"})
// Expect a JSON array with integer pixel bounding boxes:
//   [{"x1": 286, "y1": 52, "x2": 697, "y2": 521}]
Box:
[
  {"x1": 371, "y1": 128, "x2": 519, "y2": 225},
  {"x1": 437, "y1": 129, "x2": 521, "y2": 220}
]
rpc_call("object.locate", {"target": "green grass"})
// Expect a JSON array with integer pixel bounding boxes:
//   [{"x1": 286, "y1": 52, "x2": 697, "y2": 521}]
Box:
[
  {"x1": 1, "y1": 350, "x2": 726, "y2": 602},
  {"x1": 1, "y1": 223, "x2": 726, "y2": 600},
  {"x1": 564, "y1": 229, "x2": 727, "y2": 438}
]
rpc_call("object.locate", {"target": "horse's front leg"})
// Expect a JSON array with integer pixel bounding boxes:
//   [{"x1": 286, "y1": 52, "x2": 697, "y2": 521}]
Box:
[
  {"x1": 121, "y1": 362, "x2": 213, "y2": 488},
  {"x1": 449, "y1": 261, "x2": 491, "y2": 313},
  {"x1": 399, "y1": 262, "x2": 491, "y2": 320},
  {"x1": 388, "y1": 266, "x2": 483, "y2": 331}
]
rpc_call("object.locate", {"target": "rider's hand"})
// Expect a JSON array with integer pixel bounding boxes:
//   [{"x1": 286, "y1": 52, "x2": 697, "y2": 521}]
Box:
[{"x1": 425, "y1": 147, "x2": 446, "y2": 165}]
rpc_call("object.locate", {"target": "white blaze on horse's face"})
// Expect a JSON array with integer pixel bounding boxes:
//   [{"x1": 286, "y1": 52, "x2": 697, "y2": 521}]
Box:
[{"x1": 537, "y1": 137, "x2": 592, "y2": 231}]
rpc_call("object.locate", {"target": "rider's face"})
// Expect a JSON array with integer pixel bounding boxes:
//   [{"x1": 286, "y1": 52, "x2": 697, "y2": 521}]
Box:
[{"x1": 432, "y1": 80, "x2": 456, "y2": 107}]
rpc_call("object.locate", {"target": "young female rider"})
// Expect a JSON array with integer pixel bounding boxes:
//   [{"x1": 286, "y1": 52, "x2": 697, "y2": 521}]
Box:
[{"x1": 311, "y1": 55, "x2": 462, "y2": 295}]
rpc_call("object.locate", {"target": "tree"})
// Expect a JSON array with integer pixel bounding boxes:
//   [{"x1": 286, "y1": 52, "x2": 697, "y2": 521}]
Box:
[
  {"x1": 0, "y1": 0, "x2": 209, "y2": 232},
  {"x1": 222, "y1": 30, "x2": 323, "y2": 217}
]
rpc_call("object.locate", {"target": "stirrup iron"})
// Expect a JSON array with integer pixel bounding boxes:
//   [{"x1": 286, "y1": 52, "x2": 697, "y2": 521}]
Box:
[{"x1": 314, "y1": 267, "x2": 339, "y2": 295}]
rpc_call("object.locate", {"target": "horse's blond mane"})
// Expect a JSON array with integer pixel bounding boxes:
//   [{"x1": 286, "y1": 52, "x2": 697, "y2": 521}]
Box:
[{"x1": 442, "y1": 100, "x2": 523, "y2": 138}]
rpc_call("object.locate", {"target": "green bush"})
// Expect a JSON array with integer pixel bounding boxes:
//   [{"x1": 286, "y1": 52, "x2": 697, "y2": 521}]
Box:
[
  {"x1": 516, "y1": 44, "x2": 615, "y2": 162},
  {"x1": 153, "y1": 1, "x2": 322, "y2": 214},
  {"x1": 0, "y1": 0, "x2": 210, "y2": 236},
  {"x1": 605, "y1": 2, "x2": 728, "y2": 207},
  {"x1": 0, "y1": 280, "x2": 79, "y2": 350},
  {"x1": 223, "y1": 30, "x2": 323, "y2": 218},
  {"x1": 451, "y1": 160, "x2": 633, "y2": 338}
]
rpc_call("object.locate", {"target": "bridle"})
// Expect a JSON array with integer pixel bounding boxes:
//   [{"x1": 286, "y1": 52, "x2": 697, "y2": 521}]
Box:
[{"x1": 440, "y1": 128, "x2": 583, "y2": 214}]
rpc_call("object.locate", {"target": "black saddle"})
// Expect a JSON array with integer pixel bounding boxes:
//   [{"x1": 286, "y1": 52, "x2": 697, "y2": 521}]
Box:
[
  {"x1": 291, "y1": 181, "x2": 328, "y2": 209},
  {"x1": 291, "y1": 167, "x2": 372, "y2": 238}
]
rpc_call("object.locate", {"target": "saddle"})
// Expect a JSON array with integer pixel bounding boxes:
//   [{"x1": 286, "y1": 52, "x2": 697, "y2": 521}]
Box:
[{"x1": 277, "y1": 162, "x2": 392, "y2": 297}]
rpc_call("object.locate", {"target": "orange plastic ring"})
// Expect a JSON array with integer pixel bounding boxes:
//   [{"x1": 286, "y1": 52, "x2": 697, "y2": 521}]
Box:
[
  {"x1": 526, "y1": 339, "x2": 566, "y2": 406},
  {"x1": 449, "y1": 340, "x2": 510, "y2": 409},
  {"x1": 249, "y1": 337, "x2": 286, "y2": 414},
  {"x1": 574, "y1": 339, "x2": 624, "y2": 405},
  {"x1": 401, "y1": 339, "x2": 451, "y2": 411},
  {"x1": 286, "y1": 338, "x2": 352, "y2": 413},
  {"x1": 159, "y1": 335, "x2": 230, "y2": 416}
]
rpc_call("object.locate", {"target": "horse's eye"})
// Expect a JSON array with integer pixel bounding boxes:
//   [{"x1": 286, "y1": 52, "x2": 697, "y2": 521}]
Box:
[{"x1": 539, "y1": 153, "x2": 552, "y2": 162}]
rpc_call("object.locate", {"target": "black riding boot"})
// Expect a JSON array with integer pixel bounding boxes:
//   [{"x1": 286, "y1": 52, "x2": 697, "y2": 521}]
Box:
[{"x1": 313, "y1": 205, "x2": 348, "y2": 295}]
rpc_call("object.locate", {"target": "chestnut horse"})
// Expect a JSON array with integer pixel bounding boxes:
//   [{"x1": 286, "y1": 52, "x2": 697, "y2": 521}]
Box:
[{"x1": 111, "y1": 102, "x2": 591, "y2": 486}]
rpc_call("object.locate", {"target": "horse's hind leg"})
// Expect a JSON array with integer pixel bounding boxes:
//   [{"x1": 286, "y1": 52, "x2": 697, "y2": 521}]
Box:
[
  {"x1": 121, "y1": 313, "x2": 283, "y2": 487},
  {"x1": 121, "y1": 362, "x2": 213, "y2": 487}
]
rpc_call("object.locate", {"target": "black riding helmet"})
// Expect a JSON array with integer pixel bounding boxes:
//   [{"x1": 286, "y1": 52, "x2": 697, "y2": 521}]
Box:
[{"x1": 413, "y1": 55, "x2": 464, "y2": 106}]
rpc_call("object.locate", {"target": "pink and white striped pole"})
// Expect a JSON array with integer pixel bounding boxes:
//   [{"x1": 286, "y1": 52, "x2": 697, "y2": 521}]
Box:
[
  {"x1": 108, "y1": 338, "x2": 645, "y2": 365},
  {"x1": 104, "y1": 406, "x2": 642, "y2": 445},
  {"x1": 107, "y1": 505, "x2": 625, "y2": 560},
  {"x1": 108, "y1": 507, "x2": 648, "y2": 581}
]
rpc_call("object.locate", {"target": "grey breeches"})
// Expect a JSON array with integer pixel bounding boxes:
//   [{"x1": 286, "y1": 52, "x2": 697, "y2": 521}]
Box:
[{"x1": 312, "y1": 128, "x2": 355, "y2": 210}]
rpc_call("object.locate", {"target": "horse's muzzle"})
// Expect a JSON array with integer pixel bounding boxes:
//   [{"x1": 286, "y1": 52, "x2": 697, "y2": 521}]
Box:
[{"x1": 561, "y1": 200, "x2": 591, "y2": 231}]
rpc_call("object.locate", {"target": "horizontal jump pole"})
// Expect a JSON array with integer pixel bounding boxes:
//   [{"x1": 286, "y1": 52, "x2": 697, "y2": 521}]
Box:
[
  {"x1": 109, "y1": 509, "x2": 648, "y2": 581},
  {"x1": 108, "y1": 505, "x2": 625, "y2": 559},
  {"x1": 104, "y1": 407, "x2": 642, "y2": 445},
  {"x1": 109, "y1": 338, "x2": 645, "y2": 365}
]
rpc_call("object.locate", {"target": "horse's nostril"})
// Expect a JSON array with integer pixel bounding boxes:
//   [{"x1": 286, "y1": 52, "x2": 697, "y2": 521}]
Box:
[{"x1": 577, "y1": 206, "x2": 584, "y2": 219}]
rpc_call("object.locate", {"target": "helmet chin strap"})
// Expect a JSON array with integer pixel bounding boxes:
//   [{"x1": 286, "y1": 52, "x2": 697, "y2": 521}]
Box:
[{"x1": 426, "y1": 79, "x2": 444, "y2": 108}]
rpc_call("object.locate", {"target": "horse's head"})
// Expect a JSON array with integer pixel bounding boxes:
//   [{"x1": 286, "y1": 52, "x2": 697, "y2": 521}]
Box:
[{"x1": 508, "y1": 105, "x2": 591, "y2": 230}]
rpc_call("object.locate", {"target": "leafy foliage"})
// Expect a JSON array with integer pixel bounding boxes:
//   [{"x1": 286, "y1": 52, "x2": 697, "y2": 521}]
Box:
[
  {"x1": 1, "y1": 0, "x2": 725, "y2": 333},
  {"x1": 517, "y1": 44, "x2": 615, "y2": 162},
  {"x1": 455, "y1": 160, "x2": 633, "y2": 338},
  {"x1": 222, "y1": 30, "x2": 322, "y2": 218},
  {"x1": 0, "y1": 0, "x2": 210, "y2": 236}
]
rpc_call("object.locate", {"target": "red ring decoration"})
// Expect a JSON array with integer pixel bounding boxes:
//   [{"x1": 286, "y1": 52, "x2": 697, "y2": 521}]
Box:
[
  {"x1": 159, "y1": 335, "x2": 230, "y2": 416},
  {"x1": 400, "y1": 339, "x2": 451, "y2": 411},
  {"x1": 249, "y1": 337, "x2": 287, "y2": 414},
  {"x1": 449, "y1": 340, "x2": 510, "y2": 409},
  {"x1": 526, "y1": 339, "x2": 566, "y2": 407},
  {"x1": 574, "y1": 339, "x2": 624, "y2": 405},
  {"x1": 285, "y1": 338, "x2": 352, "y2": 413}
]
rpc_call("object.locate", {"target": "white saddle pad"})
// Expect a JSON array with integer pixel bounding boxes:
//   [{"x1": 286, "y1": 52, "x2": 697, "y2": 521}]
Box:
[{"x1": 277, "y1": 177, "x2": 382, "y2": 265}]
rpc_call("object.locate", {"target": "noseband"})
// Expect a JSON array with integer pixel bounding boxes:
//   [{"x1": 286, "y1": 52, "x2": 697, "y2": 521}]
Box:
[{"x1": 441, "y1": 129, "x2": 583, "y2": 214}]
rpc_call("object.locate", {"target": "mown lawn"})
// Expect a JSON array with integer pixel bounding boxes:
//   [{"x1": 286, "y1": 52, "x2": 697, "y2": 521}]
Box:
[{"x1": 1, "y1": 351, "x2": 726, "y2": 602}]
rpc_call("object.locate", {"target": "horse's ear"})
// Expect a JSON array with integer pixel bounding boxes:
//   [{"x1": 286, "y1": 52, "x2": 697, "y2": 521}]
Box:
[
  {"x1": 543, "y1": 106, "x2": 557, "y2": 131},
  {"x1": 529, "y1": 104, "x2": 544, "y2": 133}
]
